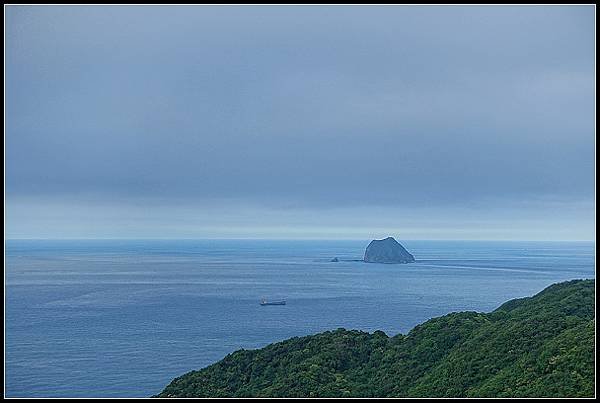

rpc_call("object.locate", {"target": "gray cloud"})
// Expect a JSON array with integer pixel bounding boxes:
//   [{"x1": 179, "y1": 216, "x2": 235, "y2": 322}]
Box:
[{"x1": 5, "y1": 5, "x2": 596, "y2": 239}]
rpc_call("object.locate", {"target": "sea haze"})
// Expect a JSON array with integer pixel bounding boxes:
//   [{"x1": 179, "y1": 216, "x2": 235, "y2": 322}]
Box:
[{"x1": 5, "y1": 239, "x2": 595, "y2": 397}]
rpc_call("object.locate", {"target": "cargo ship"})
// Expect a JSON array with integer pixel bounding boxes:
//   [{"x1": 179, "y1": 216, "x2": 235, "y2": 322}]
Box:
[{"x1": 260, "y1": 299, "x2": 286, "y2": 306}]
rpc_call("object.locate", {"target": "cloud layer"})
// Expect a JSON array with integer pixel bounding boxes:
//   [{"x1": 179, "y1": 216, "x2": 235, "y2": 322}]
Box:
[{"x1": 5, "y1": 6, "x2": 596, "y2": 239}]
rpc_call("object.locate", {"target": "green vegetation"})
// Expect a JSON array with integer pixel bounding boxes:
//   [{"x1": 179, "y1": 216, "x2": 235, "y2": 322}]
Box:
[{"x1": 155, "y1": 279, "x2": 595, "y2": 398}]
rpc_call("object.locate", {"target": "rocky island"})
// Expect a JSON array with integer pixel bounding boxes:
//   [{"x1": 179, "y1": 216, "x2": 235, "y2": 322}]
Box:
[{"x1": 364, "y1": 236, "x2": 415, "y2": 263}]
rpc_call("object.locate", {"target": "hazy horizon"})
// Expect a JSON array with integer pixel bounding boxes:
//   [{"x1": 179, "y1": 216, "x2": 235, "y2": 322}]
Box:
[
  {"x1": 5, "y1": 237, "x2": 595, "y2": 242},
  {"x1": 5, "y1": 5, "x2": 596, "y2": 241}
]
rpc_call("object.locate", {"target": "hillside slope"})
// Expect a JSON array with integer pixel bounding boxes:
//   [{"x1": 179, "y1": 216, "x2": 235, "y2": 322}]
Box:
[{"x1": 156, "y1": 279, "x2": 595, "y2": 398}]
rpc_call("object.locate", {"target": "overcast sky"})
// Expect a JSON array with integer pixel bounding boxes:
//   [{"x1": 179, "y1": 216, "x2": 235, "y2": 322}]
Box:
[{"x1": 5, "y1": 5, "x2": 596, "y2": 240}]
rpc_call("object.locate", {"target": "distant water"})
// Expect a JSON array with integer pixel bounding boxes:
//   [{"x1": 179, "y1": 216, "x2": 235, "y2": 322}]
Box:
[{"x1": 5, "y1": 239, "x2": 595, "y2": 397}]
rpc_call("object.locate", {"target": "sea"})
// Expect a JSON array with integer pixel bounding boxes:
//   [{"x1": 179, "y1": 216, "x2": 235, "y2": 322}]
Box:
[{"x1": 4, "y1": 239, "x2": 595, "y2": 397}]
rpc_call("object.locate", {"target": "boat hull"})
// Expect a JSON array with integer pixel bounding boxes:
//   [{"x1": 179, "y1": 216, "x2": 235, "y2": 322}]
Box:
[{"x1": 260, "y1": 301, "x2": 286, "y2": 306}]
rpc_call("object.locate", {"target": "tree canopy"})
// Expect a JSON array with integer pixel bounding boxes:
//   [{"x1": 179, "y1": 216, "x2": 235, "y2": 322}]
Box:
[{"x1": 156, "y1": 279, "x2": 595, "y2": 398}]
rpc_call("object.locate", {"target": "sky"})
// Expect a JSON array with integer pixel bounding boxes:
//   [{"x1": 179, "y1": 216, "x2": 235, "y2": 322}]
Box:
[{"x1": 4, "y1": 5, "x2": 596, "y2": 240}]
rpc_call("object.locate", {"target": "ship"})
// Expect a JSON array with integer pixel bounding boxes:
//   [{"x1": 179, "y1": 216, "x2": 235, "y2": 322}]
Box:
[{"x1": 260, "y1": 298, "x2": 286, "y2": 306}]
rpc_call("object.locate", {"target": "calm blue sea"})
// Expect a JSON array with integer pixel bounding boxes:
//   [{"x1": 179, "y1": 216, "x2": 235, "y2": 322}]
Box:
[{"x1": 4, "y1": 239, "x2": 595, "y2": 397}]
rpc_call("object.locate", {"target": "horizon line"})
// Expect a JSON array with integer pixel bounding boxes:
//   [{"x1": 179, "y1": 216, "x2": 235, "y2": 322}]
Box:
[{"x1": 3, "y1": 237, "x2": 596, "y2": 242}]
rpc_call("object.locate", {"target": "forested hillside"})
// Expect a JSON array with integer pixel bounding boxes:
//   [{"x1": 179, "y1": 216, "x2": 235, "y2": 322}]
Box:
[{"x1": 156, "y1": 279, "x2": 595, "y2": 398}]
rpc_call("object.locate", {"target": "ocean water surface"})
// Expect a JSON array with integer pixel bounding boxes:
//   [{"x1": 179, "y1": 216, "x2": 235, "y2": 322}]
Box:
[{"x1": 4, "y1": 239, "x2": 595, "y2": 397}]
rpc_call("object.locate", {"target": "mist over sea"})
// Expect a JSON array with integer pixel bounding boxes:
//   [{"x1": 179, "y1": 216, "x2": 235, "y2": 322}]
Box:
[{"x1": 5, "y1": 239, "x2": 595, "y2": 397}]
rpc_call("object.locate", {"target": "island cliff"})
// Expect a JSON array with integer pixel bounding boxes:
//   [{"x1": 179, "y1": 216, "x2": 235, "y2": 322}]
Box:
[{"x1": 364, "y1": 237, "x2": 415, "y2": 263}]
